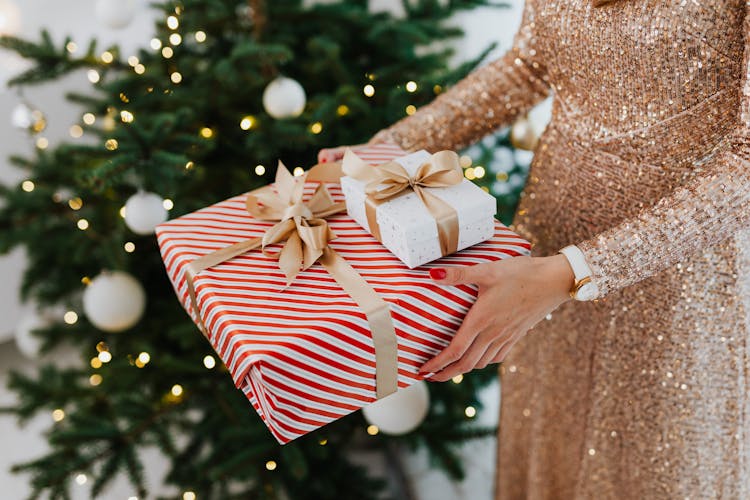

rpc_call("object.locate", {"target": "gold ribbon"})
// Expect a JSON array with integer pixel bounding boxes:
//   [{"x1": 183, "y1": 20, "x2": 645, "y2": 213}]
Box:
[
  {"x1": 184, "y1": 161, "x2": 398, "y2": 399},
  {"x1": 342, "y1": 149, "x2": 463, "y2": 257}
]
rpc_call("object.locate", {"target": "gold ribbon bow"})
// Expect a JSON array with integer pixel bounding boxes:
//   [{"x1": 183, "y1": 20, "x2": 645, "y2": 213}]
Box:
[
  {"x1": 342, "y1": 149, "x2": 464, "y2": 257},
  {"x1": 184, "y1": 161, "x2": 398, "y2": 399}
]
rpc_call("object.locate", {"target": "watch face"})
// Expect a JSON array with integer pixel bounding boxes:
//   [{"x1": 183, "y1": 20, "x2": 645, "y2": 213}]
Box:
[{"x1": 576, "y1": 283, "x2": 597, "y2": 301}]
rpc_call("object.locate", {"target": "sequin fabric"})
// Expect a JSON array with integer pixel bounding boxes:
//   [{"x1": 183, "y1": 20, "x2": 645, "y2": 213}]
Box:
[{"x1": 377, "y1": 0, "x2": 750, "y2": 498}]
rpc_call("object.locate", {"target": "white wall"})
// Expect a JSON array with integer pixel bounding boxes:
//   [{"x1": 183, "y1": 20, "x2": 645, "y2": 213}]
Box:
[{"x1": 0, "y1": 1, "x2": 524, "y2": 498}]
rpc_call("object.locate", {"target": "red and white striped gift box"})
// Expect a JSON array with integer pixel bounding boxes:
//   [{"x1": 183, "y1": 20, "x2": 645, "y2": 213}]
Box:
[{"x1": 155, "y1": 143, "x2": 530, "y2": 444}]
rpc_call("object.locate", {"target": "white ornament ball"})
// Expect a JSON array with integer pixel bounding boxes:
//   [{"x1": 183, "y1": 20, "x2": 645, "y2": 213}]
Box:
[
  {"x1": 11, "y1": 102, "x2": 33, "y2": 129},
  {"x1": 362, "y1": 380, "x2": 430, "y2": 435},
  {"x1": 124, "y1": 191, "x2": 168, "y2": 235},
  {"x1": 14, "y1": 311, "x2": 50, "y2": 358},
  {"x1": 95, "y1": 0, "x2": 135, "y2": 30},
  {"x1": 262, "y1": 76, "x2": 307, "y2": 119},
  {"x1": 0, "y1": 0, "x2": 21, "y2": 36},
  {"x1": 83, "y1": 271, "x2": 146, "y2": 332}
]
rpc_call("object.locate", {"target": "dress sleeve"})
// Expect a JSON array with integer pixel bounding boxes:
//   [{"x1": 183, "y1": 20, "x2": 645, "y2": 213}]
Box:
[
  {"x1": 372, "y1": 0, "x2": 551, "y2": 152},
  {"x1": 575, "y1": 10, "x2": 750, "y2": 299}
]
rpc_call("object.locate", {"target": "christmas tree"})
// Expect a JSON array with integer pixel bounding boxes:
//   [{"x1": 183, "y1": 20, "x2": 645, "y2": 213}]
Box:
[{"x1": 0, "y1": 0, "x2": 532, "y2": 498}]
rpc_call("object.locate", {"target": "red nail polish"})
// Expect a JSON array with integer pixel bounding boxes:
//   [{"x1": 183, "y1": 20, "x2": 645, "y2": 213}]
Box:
[
  {"x1": 429, "y1": 268, "x2": 447, "y2": 280},
  {"x1": 320, "y1": 157, "x2": 328, "y2": 163}
]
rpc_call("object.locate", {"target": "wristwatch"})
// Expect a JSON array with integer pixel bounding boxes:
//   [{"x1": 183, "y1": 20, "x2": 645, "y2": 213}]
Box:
[{"x1": 559, "y1": 245, "x2": 599, "y2": 301}]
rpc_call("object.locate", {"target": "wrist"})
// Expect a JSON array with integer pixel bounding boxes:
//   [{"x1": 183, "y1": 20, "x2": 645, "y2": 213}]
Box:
[{"x1": 538, "y1": 254, "x2": 575, "y2": 303}]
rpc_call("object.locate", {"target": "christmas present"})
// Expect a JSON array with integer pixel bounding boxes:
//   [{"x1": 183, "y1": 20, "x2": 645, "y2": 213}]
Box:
[
  {"x1": 156, "y1": 143, "x2": 530, "y2": 444},
  {"x1": 340, "y1": 148, "x2": 497, "y2": 268}
]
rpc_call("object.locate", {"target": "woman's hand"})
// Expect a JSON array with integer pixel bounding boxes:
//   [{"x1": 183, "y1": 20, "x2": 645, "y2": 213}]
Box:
[
  {"x1": 419, "y1": 254, "x2": 575, "y2": 381},
  {"x1": 317, "y1": 130, "x2": 395, "y2": 163}
]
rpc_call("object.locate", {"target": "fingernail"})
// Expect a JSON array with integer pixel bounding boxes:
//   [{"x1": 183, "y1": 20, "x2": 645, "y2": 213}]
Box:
[
  {"x1": 429, "y1": 268, "x2": 447, "y2": 280},
  {"x1": 320, "y1": 157, "x2": 328, "y2": 163}
]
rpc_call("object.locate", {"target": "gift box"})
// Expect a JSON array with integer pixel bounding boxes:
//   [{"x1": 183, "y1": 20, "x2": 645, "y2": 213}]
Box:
[
  {"x1": 340, "y1": 148, "x2": 497, "y2": 268},
  {"x1": 156, "y1": 143, "x2": 530, "y2": 444}
]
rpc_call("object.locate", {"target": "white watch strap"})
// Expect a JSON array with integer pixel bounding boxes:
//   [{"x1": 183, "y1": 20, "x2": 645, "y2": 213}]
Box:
[{"x1": 559, "y1": 245, "x2": 593, "y2": 282}]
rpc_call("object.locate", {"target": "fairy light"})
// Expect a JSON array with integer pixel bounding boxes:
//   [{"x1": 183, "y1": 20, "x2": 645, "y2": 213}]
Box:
[
  {"x1": 100, "y1": 51, "x2": 114, "y2": 63},
  {"x1": 120, "y1": 92, "x2": 130, "y2": 103},
  {"x1": 171, "y1": 72, "x2": 183, "y2": 84},
  {"x1": 200, "y1": 127, "x2": 213, "y2": 139},
  {"x1": 169, "y1": 33, "x2": 182, "y2": 46},
  {"x1": 240, "y1": 115, "x2": 255, "y2": 130},
  {"x1": 405, "y1": 80, "x2": 418, "y2": 92},
  {"x1": 87, "y1": 70, "x2": 100, "y2": 84},
  {"x1": 70, "y1": 125, "x2": 84, "y2": 138},
  {"x1": 363, "y1": 84, "x2": 375, "y2": 97},
  {"x1": 119, "y1": 206, "x2": 127, "y2": 218},
  {"x1": 309, "y1": 122, "x2": 323, "y2": 134},
  {"x1": 69, "y1": 197, "x2": 83, "y2": 210},
  {"x1": 96, "y1": 341, "x2": 108, "y2": 352},
  {"x1": 36, "y1": 137, "x2": 49, "y2": 149},
  {"x1": 203, "y1": 355, "x2": 216, "y2": 369},
  {"x1": 496, "y1": 172, "x2": 509, "y2": 182},
  {"x1": 66, "y1": 41, "x2": 78, "y2": 53},
  {"x1": 83, "y1": 113, "x2": 96, "y2": 125},
  {"x1": 124, "y1": 242, "x2": 135, "y2": 253},
  {"x1": 464, "y1": 406, "x2": 477, "y2": 418},
  {"x1": 254, "y1": 165, "x2": 266, "y2": 175},
  {"x1": 89, "y1": 374, "x2": 102, "y2": 386},
  {"x1": 77, "y1": 219, "x2": 89, "y2": 230},
  {"x1": 52, "y1": 409, "x2": 65, "y2": 422},
  {"x1": 128, "y1": 56, "x2": 140, "y2": 67},
  {"x1": 265, "y1": 461, "x2": 277, "y2": 471},
  {"x1": 75, "y1": 474, "x2": 87, "y2": 485},
  {"x1": 167, "y1": 15, "x2": 179, "y2": 29},
  {"x1": 464, "y1": 167, "x2": 476, "y2": 180},
  {"x1": 81, "y1": 276, "x2": 91, "y2": 285},
  {"x1": 105, "y1": 139, "x2": 119, "y2": 151},
  {"x1": 185, "y1": 161, "x2": 194, "y2": 170},
  {"x1": 459, "y1": 155, "x2": 472, "y2": 168},
  {"x1": 366, "y1": 425, "x2": 379, "y2": 436},
  {"x1": 134, "y1": 64, "x2": 146, "y2": 75},
  {"x1": 337, "y1": 104, "x2": 349, "y2": 116},
  {"x1": 318, "y1": 438, "x2": 328, "y2": 446},
  {"x1": 90, "y1": 357, "x2": 102, "y2": 369},
  {"x1": 452, "y1": 374, "x2": 464, "y2": 384},
  {"x1": 293, "y1": 167, "x2": 305, "y2": 177},
  {"x1": 162, "y1": 47, "x2": 174, "y2": 59},
  {"x1": 171, "y1": 384, "x2": 183, "y2": 396},
  {"x1": 474, "y1": 166, "x2": 486, "y2": 179},
  {"x1": 21, "y1": 180, "x2": 34, "y2": 192},
  {"x1": 405, "y1": 105, "x2": 416, "y2": 115},
  {"x1": 138, "y1": 352, "x2": 150, "y2": 364},
  {"x1": 150, "y1": 38, "x2": 162, "y2": 50},
  {"x1": 195, "y1": 31, "x2": 207, "y2": 43},
  {"x1": 182, "y1": 493, "x2": 196, "y2": 500},
  {"x1": 163, "y1": 199, "x2": 174, "y2": 210},
  {"x1": 98, "y1": 351, "x2": 112, "y2": 363},
  {"x1": 433, "y1": 84, "x2": 443, "y2": 94},
  {"x1": 63, "y1": 311, "x2": 78, "y2": 324},
  {"x1": 120, "y1": 110, "x2": 134, "y2": 123}
]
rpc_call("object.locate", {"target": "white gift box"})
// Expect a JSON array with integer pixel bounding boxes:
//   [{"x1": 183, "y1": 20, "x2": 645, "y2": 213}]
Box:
[{"x1": 340, "y1": 150, "x2": 497, "y2": 268}]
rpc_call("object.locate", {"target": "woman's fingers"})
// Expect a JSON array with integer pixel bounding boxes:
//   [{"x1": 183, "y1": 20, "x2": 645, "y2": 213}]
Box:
[
  {"x1": 428, "y1": 330, "x2": 496, "y2": 381},
  {"x1": 492, "y1": 337, "x2": 519, "y2": 364},
  {"x1": 419, "y1": 305, "x2": 487, "y2": 375},
  {"x1": 474, "y1": 338, "x2": 508, "y2": 369},
  {"x1": 317, "y1": 147, "x2": 346, "y2": 164}
]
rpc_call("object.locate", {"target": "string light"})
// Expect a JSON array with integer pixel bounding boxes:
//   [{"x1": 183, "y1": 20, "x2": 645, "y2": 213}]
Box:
[
  {"x1": 496, "y1": 172, "x2": 509, "y2": 182},
  {"x1": 105, "y1": 139, "x2": 119, "y2": 151},
  {"x1": 66, "y1": 41, "x2": 78, "y2": 53},
  {"x1": 77, "y1": 219, "x2": 89, "y2": 230},
  {"x1": 182, "y1": 493, "x2": 196, "y2": 500},
  {"x1": 89, "y1": 374, "x2": 103, "y2": 386},
  {"x1": 254, "y1": 165, "x2": 265, "y2": 175},
  {"x1": 366, "y1": 425, "x2": 379, "y2": 435},
  {"x1": 83, "y1": 113, "x2": 96, "y2": 125},
  {"x1": 134, "y1": 64, "x2": 146, "y2": 75},
  {"x1": 363, "y1": 84, "x2": 375, "y2": 97},
  {"x1": 31, "y1": 110, "x2": 46, "y2": 132},
  {"x1": 433, "y1": 84, "x2": 443, "y2": 94},
  {"x1": 119, "y1": 206, "x2": 127, "y2": 218},
  {"x1": 52, "y1": 409, "x2": 65, "y2": 422},
  {"x1": 36, "y1": 137, "x2": 49, "y2": 149},
  {"x1": 405, "y1": 80, "x2": 418, "y2": 92},
  {"x1": 451, "y1": 374, "x2": 464, "y2": 384},
  {"x1": 195, "y1": 31, "x2": 207, "y2": 43},
  {"x1": 162, "y1": 47, "x2": 174, "y2": 59},
  {"x1": 459, "y1": 155, "x2": 472, "y2": 168},
  {"x1": 90, "y1": 357, "x2": 102, "y2": 369},
  {"x1": 75, "y1": 474, "x2": 87, "y2": 485},
  {"x1": 464, "y1": 167, "x2": 476, "y2": 180},
  {"x1": 167, "y1": 15, "x2": 179, "y2": 29},
  {"x1": 101, "y1": 51, "x2": 114, "y2": 63},
  {"x1": 124, "y1": 242, "x2": 135, "y2": 253},
  {"x1": 81, "y1": 276, "x2": 91, "y2": 285},
  {"x1": 199, "y1": 127, "x2": 213, "y2": 139},
  {"x1": 185, "y1": 161, "x2": 194, "y2": 170},
  {"x1": 87, "y1": 70, "x2": 100, "y2": 84},
  {"x1": 64, "y1": 311, "x2": 78, "y2": 324},
  {"x1": 309, "y1": 122, "x2": 323, "y2": 134},
  {"x1": 21, "y1": 180, "x2": 34, "y2": 192},
  {"x1": 169, "y1": 33, "x2": 182, "y2": 46},
  {"x1": 203, "y1": 355, "x2": 215, "y2": 369},
  {"x1": 405, "y1": 105, "x2": 416, "y2": 115},
  {"x1": 98, "y1": 351, "x2": 112, "y2": 363},
  {"x1": 120, "y1": 92, "x2": 130, "y2": 103},
  {"x1": 163, "y1": 199, "x2": 174, "y2": 210},
  {"x1": 120, "y1": 110, "x2": 134, "y2": 123},
  {"x1": 240, "y1": 115, "x2": 255, "y2": 130},
  {"x1": 474, "y1": 166, "x2": 486, "y2": 179},
  {"x1": 135, "y1": 352, "x2": 150, "y2": 368},
  {"x1": 128, "y1": 56, "x2": 139, "y2": 67},
  {"x1": 318, "y1": 438, "x2": 328, "y2": 446},
  {"x1": 150, "y1": 38, "x2": 162, "y2": 50},
  {"x1": 293, "y1": 167, "x2": 304, "y2": 177},
  {"x1": 265, "y1": 461, "x2": 277, "y2": 471},
  {"x1": 171, "y1": 72, "x2": 183, "y2": 84},
  {"x1": 337, "y1": 104, "x2": 349, "y2": 116},
  {"x1": 171, "y1": 384, "x2": 183, "y2": 396},
  {"x1": 69, "y1": 125, "x2": 84, "y2": 138},
  {"x1": 464, "y1": 406, "x2": 477, "y2": 418}
]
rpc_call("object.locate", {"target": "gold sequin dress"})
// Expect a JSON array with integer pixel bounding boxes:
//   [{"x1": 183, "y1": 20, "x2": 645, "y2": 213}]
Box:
[{"x1": 374, "y1": 0, "x2": 750, "y2": 497}]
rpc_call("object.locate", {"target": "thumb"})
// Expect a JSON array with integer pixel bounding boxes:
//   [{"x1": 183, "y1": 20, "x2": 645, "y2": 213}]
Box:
[{"x1": 429, "y1": 264, "x2": 486, "y2": 286}]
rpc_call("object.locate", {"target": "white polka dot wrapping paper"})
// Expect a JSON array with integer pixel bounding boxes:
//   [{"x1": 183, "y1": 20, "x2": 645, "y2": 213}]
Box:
[{"x1": 155, "y1": 143, "x2": 530, "y2": 444}]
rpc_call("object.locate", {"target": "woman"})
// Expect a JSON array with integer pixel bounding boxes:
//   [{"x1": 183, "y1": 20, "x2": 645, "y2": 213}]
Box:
[{"x1": 320, "y1": 1, "x2": 750, "y2": 498}]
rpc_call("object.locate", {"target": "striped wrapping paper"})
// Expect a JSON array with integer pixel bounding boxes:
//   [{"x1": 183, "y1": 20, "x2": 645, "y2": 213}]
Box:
[{"x1": 156, "y1": 143, "x2": 531, "y2": 444}]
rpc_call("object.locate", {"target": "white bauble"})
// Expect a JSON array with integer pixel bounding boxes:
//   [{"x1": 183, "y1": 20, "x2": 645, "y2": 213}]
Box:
[
  {"x1": 11, "y1": 102, "x2": 33, "y2": 129},
  {"x1": 95, "y1": 0, "x2": 135, "y2": 30},
  {"x1": 124, "y1": 191, "x2": 168, "y2": 235},
  {"x1": 0, "y1": 0, "x2": 21, "y2": 36},
  {"x1": 362, "y1": 380, "x2": 430, "y2": 435},
  {"x1": 262, "y1": 76, "x2": 306, "y2": 119},
  {"x1": 14, "y1": 311, "x2": 50, "y2": 358},
  {"x1": 83, "y1": 271, "x2": 146, "y2": 332}
]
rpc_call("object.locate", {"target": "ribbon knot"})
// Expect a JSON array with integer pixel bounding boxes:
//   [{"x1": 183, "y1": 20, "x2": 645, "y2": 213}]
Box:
[{"x1": 343, "y1": 149, "x2": 464, "y2": 257}]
